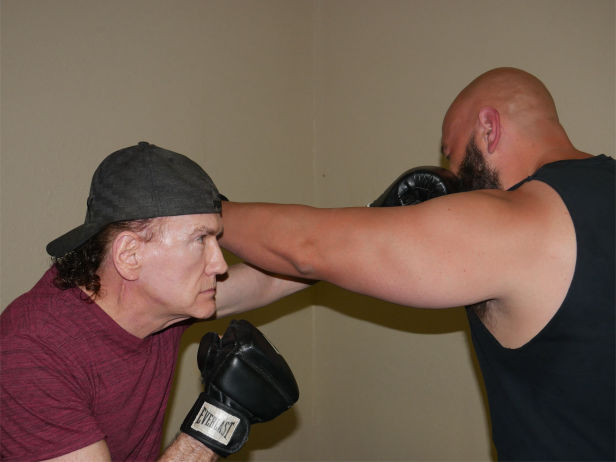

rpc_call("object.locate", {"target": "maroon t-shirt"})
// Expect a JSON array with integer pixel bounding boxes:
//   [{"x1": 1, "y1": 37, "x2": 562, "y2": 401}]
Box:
[{"x1": 0, "y1": 268, "x2": 189, "y2": 461}]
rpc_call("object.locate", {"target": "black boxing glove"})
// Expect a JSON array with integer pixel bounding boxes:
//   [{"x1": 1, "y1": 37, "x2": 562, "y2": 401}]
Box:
[
  {"x1": 181, "y1": 320, "x2": 299, "y2": 457},
  {"x1": 369, "y1": 166, "x2": 460, "y2": 207}
]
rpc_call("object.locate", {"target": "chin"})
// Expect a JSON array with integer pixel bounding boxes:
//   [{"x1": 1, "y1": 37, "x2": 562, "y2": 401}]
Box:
[{"x1": 190, "y1": 303, "x2": 217, "y2": 320}]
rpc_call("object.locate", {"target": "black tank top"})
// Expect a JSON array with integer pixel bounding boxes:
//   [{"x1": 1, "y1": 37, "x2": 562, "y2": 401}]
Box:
[{"x1": 466, "y1": 155, "x2": 615, "y2": 460}]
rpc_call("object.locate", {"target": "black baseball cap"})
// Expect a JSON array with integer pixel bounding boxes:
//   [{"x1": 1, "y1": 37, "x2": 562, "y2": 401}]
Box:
[{"x1": 46, "y1": 142, "x2": 224, "y2": 257}]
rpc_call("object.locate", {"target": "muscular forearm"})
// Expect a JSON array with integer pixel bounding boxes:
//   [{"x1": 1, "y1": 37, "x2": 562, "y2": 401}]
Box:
[
  {"x1": 220, "y1": 201, "x2": 391, "y2": 285},
  {"x1": 159, "y1": 433, "x2": 218, "y2": 461},
  {"x1": 220, "y1": 201, "x2": 323, "y2": 278}
]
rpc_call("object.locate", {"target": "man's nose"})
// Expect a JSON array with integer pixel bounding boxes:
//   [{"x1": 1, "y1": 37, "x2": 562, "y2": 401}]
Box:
[{"x1": 206, "y1": 240, "x2": 228, "y2": 276}]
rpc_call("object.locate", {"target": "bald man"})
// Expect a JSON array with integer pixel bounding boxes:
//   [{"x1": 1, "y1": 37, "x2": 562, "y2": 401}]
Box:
[{"x1": 218, "y1": 68, "x2": 615, "y2": 460}]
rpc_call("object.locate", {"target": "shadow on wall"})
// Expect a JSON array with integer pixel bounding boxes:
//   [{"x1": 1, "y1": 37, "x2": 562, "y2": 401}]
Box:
[
  {"x1": 311, "y1": 282, "x2": 496, "y2": 461},
  {"x1": 315, "y1": 282, "x2": 468, "y2": 334}
]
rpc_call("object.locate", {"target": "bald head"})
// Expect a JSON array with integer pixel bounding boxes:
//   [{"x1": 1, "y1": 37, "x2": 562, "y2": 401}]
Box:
[
  {"x1": 454, "y1": 67, "x2": 558, "y2": 122},
  {"x1": 446, "y1": 67, "x2": 559, "y2": 130},
  {"x1": 441, "y1": 67, "x2": 584, "y2": 190}
]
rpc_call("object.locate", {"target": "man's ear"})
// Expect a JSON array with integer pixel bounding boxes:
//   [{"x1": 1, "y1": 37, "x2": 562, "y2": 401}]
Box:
[
  {"x1": 478, "y1": 106, "x2": 501, "y2": 154},
  {"x1": 111, "y1": 232, "x2": 142, "y2": 281}
]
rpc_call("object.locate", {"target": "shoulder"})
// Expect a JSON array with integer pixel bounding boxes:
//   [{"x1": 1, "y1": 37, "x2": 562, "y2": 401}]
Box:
[
  {"x1": 400, "y1": 182, "x2": 563, "y2": 242},
  {"x1": 2, "y1": 284, "x2": 87, "y2": 342},
  {"x1": 468, "y1": 181, "x2": 577, "y2": 346},
  {"x1": 1, "y1": 276, "x2": 106, "y2": 368},
  {"x1": 427, "y1": 183, "x2": 572, "y2": 302}
]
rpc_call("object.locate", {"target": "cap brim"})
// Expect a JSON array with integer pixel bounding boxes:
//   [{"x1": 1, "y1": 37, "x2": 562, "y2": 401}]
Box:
[{"x1": 46, "y1": 222, "x2": 105, "y2": 257}]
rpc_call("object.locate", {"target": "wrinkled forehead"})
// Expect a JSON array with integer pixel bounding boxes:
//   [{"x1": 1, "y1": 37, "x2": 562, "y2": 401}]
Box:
[{"x1": 160, "y1": 213, "x2": 224, "y2": 236}]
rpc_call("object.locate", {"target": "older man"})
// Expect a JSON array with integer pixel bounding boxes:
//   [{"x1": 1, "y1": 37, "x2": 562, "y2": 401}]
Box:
[
  {"x1": 0, "y1": 142, "x2": 298, "y2": 461},
  {"x1": 218, "y1": 68, "x2": 615, "y2": 460}
]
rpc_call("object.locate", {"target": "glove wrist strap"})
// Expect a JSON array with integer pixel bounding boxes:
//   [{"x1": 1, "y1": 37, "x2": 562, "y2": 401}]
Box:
[{"x1": 181, "y1": 392, "x2": 250, "y2": 457}]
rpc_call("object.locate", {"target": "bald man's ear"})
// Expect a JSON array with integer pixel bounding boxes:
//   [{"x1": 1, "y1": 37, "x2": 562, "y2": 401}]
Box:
[
  {"x1": 111, "y1": 232, "x2": 142, "y2": 281},
  {"x1": 478, "y1": 106, "x2": 501, "y2": 154}
]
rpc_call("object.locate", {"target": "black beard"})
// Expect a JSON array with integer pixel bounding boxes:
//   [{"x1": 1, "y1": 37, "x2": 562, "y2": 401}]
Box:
[{"x1": 457, "y1": 138, "x2": 502, "y2": 191}]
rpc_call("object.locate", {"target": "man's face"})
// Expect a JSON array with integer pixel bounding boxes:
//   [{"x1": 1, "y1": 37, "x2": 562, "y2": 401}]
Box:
[
  {"x1": 137, "y1": 213, "x2": 228, "y2": 323},
  {"x1": 457, "y1": 136, "x2": 502, "y2": 191}
]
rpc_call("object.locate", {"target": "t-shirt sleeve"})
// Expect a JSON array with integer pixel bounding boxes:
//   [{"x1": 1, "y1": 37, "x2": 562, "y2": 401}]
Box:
[{"x1": 1, "y1": 333, "x2": 104, "y2": 461}]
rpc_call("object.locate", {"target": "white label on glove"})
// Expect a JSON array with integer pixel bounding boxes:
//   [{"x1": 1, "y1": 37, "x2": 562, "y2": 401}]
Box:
[{"x1": 191, "y1": 401, "x2": 240, "y2": 445}]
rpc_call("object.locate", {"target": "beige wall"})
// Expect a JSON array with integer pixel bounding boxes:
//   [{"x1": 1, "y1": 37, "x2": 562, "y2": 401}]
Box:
[{"x1": 1, "y1": 1, "x2": 614, "y2": 460}]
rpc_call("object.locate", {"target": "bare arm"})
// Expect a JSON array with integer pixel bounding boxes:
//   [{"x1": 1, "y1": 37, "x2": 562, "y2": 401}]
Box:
[
  {"x1": 220, "y1": 183, "x2": 569, "y2": 311},
  {"x1": 42, "y1": 440, "x2": 111, "y2": 462},
  {"x1": 215, "y1": 263, "x2": 313, "y2": 318},
  {"x1": 42, "y1": 435, "x2": 218, "y2": 462},
  {"x1": 159, "y1": 433, "x2": 218, "y2": 461}
]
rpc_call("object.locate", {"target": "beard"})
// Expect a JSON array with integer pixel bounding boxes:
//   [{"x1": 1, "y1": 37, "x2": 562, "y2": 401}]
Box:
[{"x1": 457, "y1": 137, "x2": 502, "y2": 191}]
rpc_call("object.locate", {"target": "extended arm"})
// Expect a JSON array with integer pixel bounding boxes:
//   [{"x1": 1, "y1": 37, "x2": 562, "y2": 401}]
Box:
[
  {"x1": 220, "y1": 183, "x2": 563, "y2": 311},
  {"x1": 215, "y1": 165, "x2": 459, "y2": 315},
  {"x1": 215, "y1": 263, "x2": 313, "y2": 318}
]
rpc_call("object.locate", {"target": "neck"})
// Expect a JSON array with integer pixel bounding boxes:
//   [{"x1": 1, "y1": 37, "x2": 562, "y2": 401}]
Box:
[
  {"x1": 499, "y1": 126, "x2": 591, "y2": 189},
  {"x1": 529, "y1": 146, "x2": 591, "y2": 176},
  {"x1": 86, "y1": 273, "x2": 170, "y2": 339}
]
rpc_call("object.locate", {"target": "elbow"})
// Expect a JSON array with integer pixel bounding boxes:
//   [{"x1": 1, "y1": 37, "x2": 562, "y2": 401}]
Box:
[
  {"x1": 285, "y1": 237, "x2": 319, "y2": 279},
  {"x1": 292, "y1": 259, "x2": 316, "y2": 278}
]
